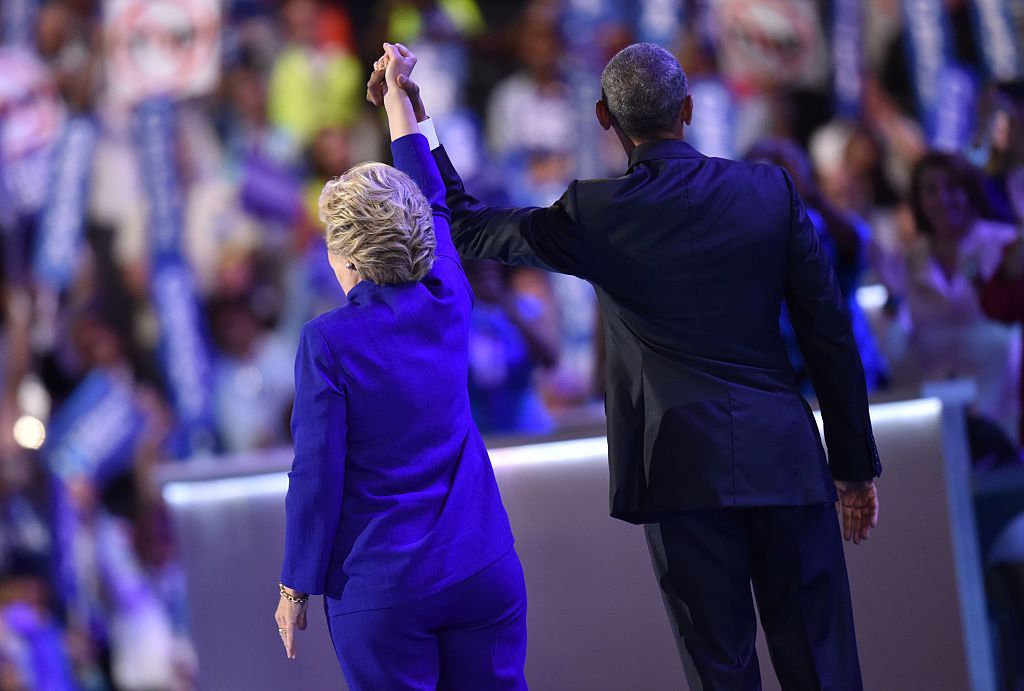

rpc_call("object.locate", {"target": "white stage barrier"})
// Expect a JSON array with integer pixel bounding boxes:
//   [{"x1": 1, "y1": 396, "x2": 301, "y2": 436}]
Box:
[{"x1": 161, "y1": 397, "x2": 993, "y2": 690}]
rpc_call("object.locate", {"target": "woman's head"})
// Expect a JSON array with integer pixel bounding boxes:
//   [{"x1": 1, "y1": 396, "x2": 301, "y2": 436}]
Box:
[
  {"x1": 909, "y1": 152, "x2": 988, "y2": 241},
  {"x1": 318, "y1": 162, "x2": 436, "y2": 292}
]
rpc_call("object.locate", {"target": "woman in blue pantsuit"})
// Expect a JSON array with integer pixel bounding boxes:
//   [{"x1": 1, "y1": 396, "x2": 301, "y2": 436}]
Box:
[{"x1": 274, "y1": 43, "x2": 527, "y2": 690}]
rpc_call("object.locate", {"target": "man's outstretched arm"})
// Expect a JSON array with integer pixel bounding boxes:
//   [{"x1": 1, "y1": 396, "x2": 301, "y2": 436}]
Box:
[{"x1": 367, "y1": 64, "x2": 588, "y2": 278}]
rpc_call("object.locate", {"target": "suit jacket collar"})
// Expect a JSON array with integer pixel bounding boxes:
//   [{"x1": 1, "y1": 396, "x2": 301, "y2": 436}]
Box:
[{"x1": 627, "y1": 139, "x2": 705, "y2": 171}]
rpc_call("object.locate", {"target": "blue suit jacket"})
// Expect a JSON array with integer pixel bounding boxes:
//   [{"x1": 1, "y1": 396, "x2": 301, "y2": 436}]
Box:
[
  {"x1": 281, "y1": 134, "x2": 513, "y2": 612},
  {"x1": 434, "y1": 139, "x2": 882, "y2": 522}
]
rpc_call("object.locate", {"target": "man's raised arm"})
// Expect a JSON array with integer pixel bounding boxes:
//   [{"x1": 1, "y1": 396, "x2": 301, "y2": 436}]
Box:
[{"x1": 367, "y1": 60, "x2": 588, "y2": 278}]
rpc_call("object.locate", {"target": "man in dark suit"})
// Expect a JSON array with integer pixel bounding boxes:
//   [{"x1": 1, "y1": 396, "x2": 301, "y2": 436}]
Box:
[{"x1": 369, "y1": 41, "x2": 881, "y2": 689}]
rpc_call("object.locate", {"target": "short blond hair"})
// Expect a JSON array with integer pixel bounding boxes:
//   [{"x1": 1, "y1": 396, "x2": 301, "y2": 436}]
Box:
[{"x1": 318, "y1": 162, "x2": 436, "y2": 285}]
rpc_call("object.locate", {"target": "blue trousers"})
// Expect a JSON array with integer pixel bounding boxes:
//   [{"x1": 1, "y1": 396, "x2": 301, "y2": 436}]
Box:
[
  {"x1": 645, "y1": 504, "x2": 862, "y2": 690},
  {"x1": 328, "y1": 548, "x2": 528, "y2": 691}
]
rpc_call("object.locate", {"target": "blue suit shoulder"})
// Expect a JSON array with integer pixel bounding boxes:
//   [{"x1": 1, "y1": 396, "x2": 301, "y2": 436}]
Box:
[{"x1": 301, "y1": 307, "x2": 355, "y2": 355}]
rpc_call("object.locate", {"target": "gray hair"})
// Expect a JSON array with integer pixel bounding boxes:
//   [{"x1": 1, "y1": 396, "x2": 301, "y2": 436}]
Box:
[
  {"x1": 600, "y1": 43, "x2": 688, "y2": 139},
  {"x1": 318, "y1": 162, "x2": 436, "y2": 285}
]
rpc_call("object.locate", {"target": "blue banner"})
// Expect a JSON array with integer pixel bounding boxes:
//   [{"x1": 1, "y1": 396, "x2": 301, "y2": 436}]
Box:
[
  {"x1": 688, "y1": 78, "x2": 737, "y2": 160},
  {"x1": 43, "y1": 370, "x2": 145, "y2": 484},
  {"x1": 902, "y1": 0, "x2": 954, "y2": 144},
  {"x1": 134, "y1": 97, "x2": 218, "y2": 456},
  {"x1": 33, "y1": 117, "x2": 98, "y2": 290},
  {"x1": 134, "y1": 98, "x2": 187, "y2": 258},
  {"x1": 832, "y1": 0, "x2": 863, "y2": 118},
  {"x1": 931, "y1": 64, "x2": 978, "y2": 153},
  {"x1": 970, "y1": 0, "x2": 1024, "y2": 82},
  {"x1": 150, "y1": 258, "x2": 218, "y2": 454},
  {"x1": 0, "y1": 132, "x2": 14, "y2": 235},
  {"x1": 240, "y1": 153, "x2": 303, "y2": 224},
  {"x1": 2, "y1": 0, "x2": 38, "y2": 50},
  {"x1": 637, "y1": 0, "x2": 685, "y2": 49}
]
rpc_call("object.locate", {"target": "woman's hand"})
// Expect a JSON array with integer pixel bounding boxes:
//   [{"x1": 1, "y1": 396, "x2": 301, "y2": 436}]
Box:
[
  {"x1": 275, "y1": 589, "x2": 308, "y2": 659},
  {"x1": 382, "y1": 42, "x2": 417, "y2": 95},
  {"x1": 366, "y1": 44, "x2": 427, "y2": 122}
]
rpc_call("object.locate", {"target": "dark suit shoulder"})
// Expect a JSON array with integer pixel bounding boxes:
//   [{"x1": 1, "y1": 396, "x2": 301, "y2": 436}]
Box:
[{"x1": 739, "y1": 159, "x2": 790, "y2": 189}]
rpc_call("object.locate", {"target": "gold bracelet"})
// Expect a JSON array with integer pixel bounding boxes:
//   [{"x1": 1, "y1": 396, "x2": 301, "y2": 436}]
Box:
[{"x1": 278, "y1": 582, "x2": 309, "y2": 603}]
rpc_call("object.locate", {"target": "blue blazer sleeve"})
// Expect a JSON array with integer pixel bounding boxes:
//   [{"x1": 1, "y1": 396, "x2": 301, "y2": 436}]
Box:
[
  {"x1": 391, "y1": 133, "x2": 459, "y2": 265},
  {"x1": 782, "y1": 168, "x2": 881, "y2": 482},
  {"x1": 280, "y1": 322, "x2": 347, "y2": 595},
  {"x1": 432, "y1": 144, "x2": 587, "y2": 278}
]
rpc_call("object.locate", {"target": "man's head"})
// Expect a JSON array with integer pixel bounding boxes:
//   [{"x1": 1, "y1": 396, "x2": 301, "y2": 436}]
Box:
[{"x1": 598, "y1": 43, "x2": 692, "y2": 143}]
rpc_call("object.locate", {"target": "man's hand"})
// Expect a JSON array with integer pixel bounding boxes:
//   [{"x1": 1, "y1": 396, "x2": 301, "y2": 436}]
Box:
[
  {"x1": 366, "y1": 44, "x2": 427, "y2": 121},
  {"x1": 834, "y1": 479, "x2": 879, "y2": 544}
]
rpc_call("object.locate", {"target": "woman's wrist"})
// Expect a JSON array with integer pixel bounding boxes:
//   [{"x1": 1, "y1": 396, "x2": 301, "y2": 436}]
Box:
[
  {"x1": 278, "y1": 582, "x2": 309, "y2": 603},
  {"x1": 384, "y1": 89, "x2": 419, "y2": 141}
]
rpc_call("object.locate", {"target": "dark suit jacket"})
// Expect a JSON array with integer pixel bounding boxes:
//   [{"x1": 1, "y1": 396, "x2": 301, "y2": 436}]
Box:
[{"x1": 434, "y1": 139, "x2": 881, "y2": 523}]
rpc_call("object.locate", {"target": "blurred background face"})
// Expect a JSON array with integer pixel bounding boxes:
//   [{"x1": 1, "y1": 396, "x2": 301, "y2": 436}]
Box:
[
  {"x1": 519, "y1": 21, "x2": 560, "y2": 80},
  {"x1": 465, "y1": 261, "x2": 506, "y2": 304},
  {"x1": 917, "y1": 166, "x2": 972, "y2": 238},
  {"x1": 71, "y1": 315, "x2": 124, "y2": 370},
  {"x1": 228, "y1": 67, "x2": 266, "y2": 125},
  {"x1": 282, "y1": 0, "x2": 318, "y2": 45},
  {"x1": 134, "y1": 508, "x2": 175, "y2": 568},
  {"x1": 311, "y1": 128, "x2": 351, "y2": 179},
  {"x1": 35, "y1": 3, "x2": 73, "y2": 59},
  {"x1": 845, "y1": 131, "x2": 882, "y2": 178},
  {"x1": 210, "y1": 299, "x2": 262, "y2": 358},
  {"x1": 991, "y1": 109, "x2": 1012, "y2": 154}
]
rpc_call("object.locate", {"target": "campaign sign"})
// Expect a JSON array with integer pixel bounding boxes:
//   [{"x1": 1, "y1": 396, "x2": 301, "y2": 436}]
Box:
[
  {"x1": 930, "y1": 64, "x2": 976, "y2": 153},
  {"x1": 240, "y1": 153, "x2": 303, "y2": 224},
  {"x1": 902, "y1": 0, "x2": 952, "y2": 127},
  {"x1": 2, "y1": 0, "x2": 38, "y2": 49},
  {"x1": 134, "y1": 98, "x2": 186, "y2": 256},
  {"x1": 43, "y1": 370, "x2": 146, "y2": 485},
  {"x1": 688, "y1": 78, "x2": 736, "y2": 160},
  {"x1": 713, "y1": 0, "x2": 829, "y2": 88},
  {"x1": 134, "y1": 97, "x2": 218, "y2": 457},
  {"x1": 150, "y1": 258, "x2": 218, "y2": 456},
  {"x1": 104, "y1": 0, "x2": 220, "y2": 105},
  {"x1": 971, "y1": 0, "x2": 1023, "y2": 82},
  {"x1": 0, "y1": 48, "x2": 64, "y2": 214},
  {"x1": 831, "y1": 0, "x2": 863, "y2": 118},
  {"x1": 637, "y1": 0, "x2": 684, "y2": 48},
  {"x1": 34, "y1": 117, "x2": 99, "y2": 291}
]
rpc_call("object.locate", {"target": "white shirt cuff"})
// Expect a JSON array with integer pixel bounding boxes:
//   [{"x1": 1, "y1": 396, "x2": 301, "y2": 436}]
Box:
[{"x1": 418, "y1": 118, "x2": 440, "y2": 151}]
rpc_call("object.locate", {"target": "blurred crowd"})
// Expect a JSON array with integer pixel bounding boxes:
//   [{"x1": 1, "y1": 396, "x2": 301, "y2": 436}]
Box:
[{"x1": 1, "y1": 0, "x2": 1024, "y2": 688}]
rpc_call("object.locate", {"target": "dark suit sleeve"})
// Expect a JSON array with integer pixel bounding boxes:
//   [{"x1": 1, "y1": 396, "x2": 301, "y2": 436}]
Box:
[
  {"x1": 782, "y1": 169, "x2": 882, "y2": 482},
  {"x1": 432, "y1": 145, "x2": 587, "y2": 278},
  {"x1": 280, "y1": 323, "x2": 347, "y2": 595}
]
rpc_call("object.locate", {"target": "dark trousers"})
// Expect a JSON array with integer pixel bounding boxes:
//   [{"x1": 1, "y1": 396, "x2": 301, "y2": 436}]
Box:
[
  {"x1": 328, "y1": 548, "x2": 528, "y2": 691},
  {"x1": 645, "y1": 504, "x2": 862, "y2": 691}
]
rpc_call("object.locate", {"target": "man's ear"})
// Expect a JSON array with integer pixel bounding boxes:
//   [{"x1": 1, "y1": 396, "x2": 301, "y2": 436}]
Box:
[
  {"x1": 681, "y1": 94, "x2": 693, "y2": 127},
  {"x1": 596, "y1": 99, "x2": 613, "y2": 131}
]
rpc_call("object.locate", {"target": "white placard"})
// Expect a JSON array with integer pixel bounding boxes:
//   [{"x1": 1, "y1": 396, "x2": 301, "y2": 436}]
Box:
[
  {"x1": 104, "y1": 0, "x2": 220, "y2": 105},
  {"x1": 713, "y1": 0, "x2": 828, "y2": 89}
]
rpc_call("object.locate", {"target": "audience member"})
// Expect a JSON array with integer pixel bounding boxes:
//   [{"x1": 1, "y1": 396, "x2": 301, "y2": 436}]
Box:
[
  {"x1": 2, "y1": 0, "x2": 1024, "y2": 677},
  {"x1": 872, "y1": 152, "x2": 1021, "y2": 442},
  {"x1": 747, "y1": 138, "x2": 889, "y2": 393},
  {"x1": 464, "y1": 261, "x2": 557, "y2": 435}
]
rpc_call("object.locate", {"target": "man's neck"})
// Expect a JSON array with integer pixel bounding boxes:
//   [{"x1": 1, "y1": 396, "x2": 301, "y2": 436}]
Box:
[{"x1": 620, "y1": 131, "x2": 686, "y2": 158}]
